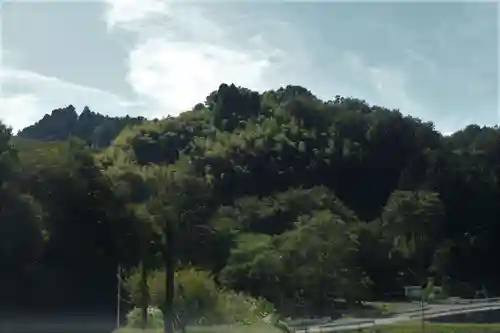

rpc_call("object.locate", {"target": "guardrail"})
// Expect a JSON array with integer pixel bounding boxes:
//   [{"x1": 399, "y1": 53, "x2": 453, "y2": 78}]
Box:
[
  {"x1": 294, "y1": 299, "x2": 500, "y2": 333},
  {"x1": 411, "y1": 302, "x2": 500, "y2": 320},
  {"x1": 295, "y1": 319, "x2": 377, "y2": 333},
  {"x1": 451, "y1": 297, "x2": 500, "y2": 304}
]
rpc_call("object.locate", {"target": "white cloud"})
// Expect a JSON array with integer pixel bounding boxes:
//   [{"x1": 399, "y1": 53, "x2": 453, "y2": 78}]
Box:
[
  {"x1": 0, "y1": 68, "x2": 148, "y2": 132},
  {"x1": 103, "y1": 0, "x2": 171, "y2": 31},
  {"x1": 0, "y1": 94, "x2": 41, "y2": 132},
  {"x1": 1, "y1": 0, "x2": 300, "y2": 132},
  {"x1": 2, "y1": 0, "x2": 496, "y2": 136},
  {"x1": 127, "y1": 39, "x2": 271, "y2": 114},
  {"x1": 103, "y1": 0, "x2": 294, "y2": 118}
]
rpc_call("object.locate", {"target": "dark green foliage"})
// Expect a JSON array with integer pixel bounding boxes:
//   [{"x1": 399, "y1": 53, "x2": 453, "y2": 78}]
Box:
[
  {"x1": 1, "y1": 124, "x2": 141, "y2": 317},
  {"x1": 211, "y1": 83, "x2": 262, "y2": 131},
  {"x1": 18, "y1": 105, "x2": 145, "y2": 147},
  {"x1": 3, "y1": 83, "x2": 500, "y2": 321}
]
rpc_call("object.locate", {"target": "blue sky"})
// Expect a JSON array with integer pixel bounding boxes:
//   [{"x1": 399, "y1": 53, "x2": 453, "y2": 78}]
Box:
[{"x1": 0, "y1": 0, "x2": 498, "y2": 134}]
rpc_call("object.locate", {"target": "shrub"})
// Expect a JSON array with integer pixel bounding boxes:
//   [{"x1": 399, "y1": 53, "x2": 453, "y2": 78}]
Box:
[
  {"x1": 124, "y1": 266, "x2": 276, "y2": 326},
  {"x1": 211, "y1": 290, "x2": 276, "y2": 325},
  {"x1": 125, "y1": 306, "x2": 164, "y2": 329}
]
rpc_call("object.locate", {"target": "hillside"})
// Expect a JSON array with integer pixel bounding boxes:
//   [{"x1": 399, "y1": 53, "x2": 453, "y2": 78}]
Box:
[
  {"x1": 17, "y1": 104, "x2": 145, "y2": 147},
  {"x1": 2, "y1": 83, "x2": 499, "y2": 323}
]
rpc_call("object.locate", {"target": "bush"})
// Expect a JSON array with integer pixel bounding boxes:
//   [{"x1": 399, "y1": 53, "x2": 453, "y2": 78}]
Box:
[
  {"x1": 125, "y1": 306, "x2": 164, "y2": 329},
  {"x1": 211, "y1": 290, "x2": 276, "y2": 325},
  {"x1": 124, "y1": 266, "x2": 276, "y2": 326},
  {"x1": 115, "y1": 323, "x2": 284, "y2": 333}
]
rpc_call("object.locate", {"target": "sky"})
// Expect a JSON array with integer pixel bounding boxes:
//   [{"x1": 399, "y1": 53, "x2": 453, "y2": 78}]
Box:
[{"x1": 0, "y1": 0, "x2": 498, "y2": 134}]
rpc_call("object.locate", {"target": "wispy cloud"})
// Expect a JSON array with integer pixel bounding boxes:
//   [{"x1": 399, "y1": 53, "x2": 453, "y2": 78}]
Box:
[
  {"x1": 337, "y1": 49, "x2": 495, "y2": 134},
  {"x1": 127, "y1": 39, "x2": 272, "y2": 113},
  {"x1": 2, "y1": 1, "x2": 496, "y2": 134},
  {"x1": 404, "y1": 48, "x2": 438, "y2": 77},
  {"x1": 1, "y1": 0, "x2": 301, "y2": 131},
  {"x1": 332, "y1": 51, "x2": 427, "y2": 116},
  {"x1": 0, "y1": 94, "x2": 41, "y2": 132},
  {"x1": 103, "y1": 0, "x2": 300, "y2": 117},
  {"x1": 104, "y1": 0, "x2": 171, "y2": 31},
  {"x1": 0, "y1": 68, "x2": 147, "y2": 132}
]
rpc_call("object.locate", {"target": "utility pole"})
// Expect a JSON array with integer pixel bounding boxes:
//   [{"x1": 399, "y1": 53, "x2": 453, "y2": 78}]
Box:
[
  {"x1": 420, "y1": 295, "x2": 425, "y2": 333},
  {"x1": 420, "y1": 232, "x2": 425, "y2": 333}
]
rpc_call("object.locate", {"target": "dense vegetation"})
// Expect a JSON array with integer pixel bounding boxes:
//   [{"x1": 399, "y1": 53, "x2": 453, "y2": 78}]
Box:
[
  {"x1": 115, "y1": 322, "x2": 500, "y2": 333},
  {"x1": 1, "y1": 84, "x2": 499, "y2": 327},
  {"x1": 18, "y1": 104, "x2": 145, "y2": 147}
]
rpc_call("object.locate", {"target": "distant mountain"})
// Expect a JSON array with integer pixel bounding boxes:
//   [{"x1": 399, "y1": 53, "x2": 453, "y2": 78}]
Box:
[{"x1": 18, "y1": 105, "x2": 146, "y2": 147}]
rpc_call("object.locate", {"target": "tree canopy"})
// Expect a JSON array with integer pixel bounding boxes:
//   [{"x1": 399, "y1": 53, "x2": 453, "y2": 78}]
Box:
[{"x1": 2, "y1": 83, "x2": 499, "y2": 322}]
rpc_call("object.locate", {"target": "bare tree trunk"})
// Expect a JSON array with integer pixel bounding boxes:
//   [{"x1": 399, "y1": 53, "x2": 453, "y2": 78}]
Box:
[
  {"x1": 164, "y1": 219, "x2": 175, "y2": 333},
  {"x1": 116, "y1": 265, "x2": 122, "y2": 329},
  {"x1": 137, "y1": 210, "x2": 151, "y2": 331},
  {"x1": 140, "y1": 259, "x2": 149, "y2": 330}
]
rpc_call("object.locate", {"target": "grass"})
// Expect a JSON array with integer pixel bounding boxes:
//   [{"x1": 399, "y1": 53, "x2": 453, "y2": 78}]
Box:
[
  {"x1": 365, "y1": 322, "x2": 500, "y2": 333},
  {"x1": 113, "y1": 323, "x2": 282, "y2": 333},
  {"x1": 114, "y1": 322, "x2": 500, "y2": 333}
]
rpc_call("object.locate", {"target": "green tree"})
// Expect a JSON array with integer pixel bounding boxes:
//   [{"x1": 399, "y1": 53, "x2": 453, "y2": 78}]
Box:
[
  {"x1": 380, "y1": 190, "x2": 445, "y2": 284},
  {"x1": 145, "y1": 164, "x2": 215, "y2": 332}
]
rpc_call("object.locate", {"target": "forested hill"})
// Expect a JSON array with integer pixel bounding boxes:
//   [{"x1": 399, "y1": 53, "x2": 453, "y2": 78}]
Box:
[
  {"x1": 17, "y1": 104, "x2": 145, "y2": 147},
  {"x1": 2, "y1": 83, "x2": 499, "y2": 321}
]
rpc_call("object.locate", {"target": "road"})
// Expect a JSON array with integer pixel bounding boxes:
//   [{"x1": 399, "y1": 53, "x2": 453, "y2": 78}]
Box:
[{"x1": 292, "y1": 298, "x2": 500, "y2": 332}]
